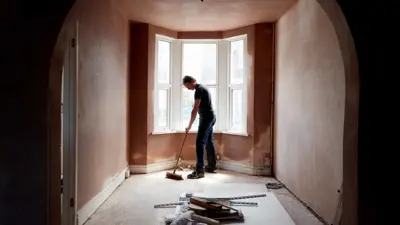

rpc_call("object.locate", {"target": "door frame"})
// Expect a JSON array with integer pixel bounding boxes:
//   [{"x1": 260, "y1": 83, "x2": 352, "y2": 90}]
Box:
[{"x1": 62, "y1": 20, "x2": 79, "y2": 225}]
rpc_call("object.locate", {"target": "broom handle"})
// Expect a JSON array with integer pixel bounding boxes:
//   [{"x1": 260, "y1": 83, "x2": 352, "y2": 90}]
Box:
[{"x1": 173, "y1": 132, "x2": 188, "y2": 173}]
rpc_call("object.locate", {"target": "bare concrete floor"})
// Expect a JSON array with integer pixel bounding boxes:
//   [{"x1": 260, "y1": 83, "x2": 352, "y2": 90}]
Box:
[{"x1": 84, "y1": 170, "x2": 324, "y2": 225}]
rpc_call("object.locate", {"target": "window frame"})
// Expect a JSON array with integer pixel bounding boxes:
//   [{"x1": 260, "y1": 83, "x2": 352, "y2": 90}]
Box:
[
  {"x1": 226, "y1": 34, "x2": 248, "y2": 135},
  {"x1": 153, "y1": 35, "x2": 248, "y2": 136},
  {"x1": 179, "y1": 39, "x2": 220, "y2": 131},
  {"x1": 154, "y1": 35, "x2": 173, "y2": 133}
]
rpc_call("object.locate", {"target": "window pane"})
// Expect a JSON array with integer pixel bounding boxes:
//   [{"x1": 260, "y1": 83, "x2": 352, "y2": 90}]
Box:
[
  {"x1": 157, "y1": 40, "x2": 171, "y2": 83},
  {"x1": 231, "y1": 89, "x2": 243, "y2": 131},
  {"x1": 158, "y1": 90, "x2": 168, "y2": 127},
  {"x1": 230, "y1": 40, "x2": 244, "y2": 84},
  {"x1": 182, "y1": 43, "x2": 217, "y2": 85},
  {"x1": 181, "y1": 87, "x2": 217, "y2": 130},
  {"x1": 208, "y1": 88, "x2": 217, "y2": 115},
  {"x1": 182, "y1": 88, "x2": 199, "y2": 129}
]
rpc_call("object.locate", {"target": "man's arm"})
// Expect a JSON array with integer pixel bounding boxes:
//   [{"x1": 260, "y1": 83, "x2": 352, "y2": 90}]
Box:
[{"x1": 186, "y1": 99, "x2": 200, "y2": 132}]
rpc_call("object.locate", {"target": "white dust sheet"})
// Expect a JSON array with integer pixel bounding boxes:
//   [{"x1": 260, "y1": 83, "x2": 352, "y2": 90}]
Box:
[{"x1": 185, "y1": 183, "x2": 295, "y2": 225}]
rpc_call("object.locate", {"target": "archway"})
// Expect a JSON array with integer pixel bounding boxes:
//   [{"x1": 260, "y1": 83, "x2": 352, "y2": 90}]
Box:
[
  {"x1": 318, "y1": 1, "x2": 359, "y2": 224},
  {"x1": 46, "y1": 1, "x2": 361, "y2": 225},
  {"x1": 19, "y1": 0, "x2": 361, "y2": 225}
]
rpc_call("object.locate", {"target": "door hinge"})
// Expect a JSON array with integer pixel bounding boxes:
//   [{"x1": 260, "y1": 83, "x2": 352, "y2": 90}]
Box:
[
  {"x1": 71, "y1": 38, "x2": 76, "y2": 48},
  {"x1": 70, "y1": 197, "x2": 75, "y2": 207}
]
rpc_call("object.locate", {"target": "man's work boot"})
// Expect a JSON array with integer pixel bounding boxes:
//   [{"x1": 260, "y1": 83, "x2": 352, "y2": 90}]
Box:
[
  {"x1": 187, "y1": 171, "x2": 205, "y2": 179},
  {"x1": 205, "y1": 165, "x2": 216, "y2": 173}
]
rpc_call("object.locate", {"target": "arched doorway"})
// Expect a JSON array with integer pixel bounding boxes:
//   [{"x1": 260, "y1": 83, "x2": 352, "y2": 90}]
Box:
[{"x1": 1, "y1": 0, "x2": 370, "y2": 225}]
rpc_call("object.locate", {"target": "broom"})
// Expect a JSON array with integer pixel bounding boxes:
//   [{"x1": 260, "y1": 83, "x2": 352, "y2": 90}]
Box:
[{"x1": 166, "y1": 132, "x2": 188, "y2": 180}]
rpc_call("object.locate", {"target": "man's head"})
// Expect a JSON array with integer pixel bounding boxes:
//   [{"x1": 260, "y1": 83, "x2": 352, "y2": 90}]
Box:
[{"x1": 182, "y1": 75, "x2": 197, "y2": 90}]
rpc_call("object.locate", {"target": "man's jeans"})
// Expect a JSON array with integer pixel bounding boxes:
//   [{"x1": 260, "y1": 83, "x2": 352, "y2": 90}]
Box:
[{"x1": 196, "y1": 116, "x2": 217, "y2": 173}]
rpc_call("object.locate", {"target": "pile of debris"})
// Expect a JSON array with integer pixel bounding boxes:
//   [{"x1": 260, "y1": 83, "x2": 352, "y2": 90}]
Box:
[
  {"x1": 155, "y1": 193, "x2": 266, "y2": 224},
  {"x1": 187, "y1": 197, "x2": 244, "y2": 222}
]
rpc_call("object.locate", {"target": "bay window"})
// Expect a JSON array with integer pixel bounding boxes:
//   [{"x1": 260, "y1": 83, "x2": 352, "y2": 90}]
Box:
[
  {"x1": 228, "y1": 38, "x2": 247, "y2": 133},
  {"x1": 154, "y1": 38, "x2": 172, "y2": 132},
  {"x1": 154, "y1": 34, "x2": 247, "y2": 135},
  {"x1": 182, "y1": 42, "x2": 218, "y2": 131}
]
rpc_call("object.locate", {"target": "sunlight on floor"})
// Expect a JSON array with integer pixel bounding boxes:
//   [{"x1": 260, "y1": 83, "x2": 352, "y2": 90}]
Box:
[
  {"x1": 141, "y1": 170, "x2": 230, "y2": 183},
  {"x1": 84, "y1": 170, "x2": 323, "y2": 225}
]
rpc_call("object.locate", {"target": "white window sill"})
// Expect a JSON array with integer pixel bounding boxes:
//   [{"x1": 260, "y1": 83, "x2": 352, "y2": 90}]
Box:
[
  {"x1": 220, "y1": 131, "x2": 249, "y2": 137},
  {"x1": 152, "y1": 130, "x2": 177, "y2": 135},
  {"x1": 152, "y1": 130, "x2": 248, "y2": 137},
  {"x1": 173, "y1": 130, "x2": 198, "y2": 134},
  {"x1": 152, "y1": 130, "x2": 199, "y2": 135}
]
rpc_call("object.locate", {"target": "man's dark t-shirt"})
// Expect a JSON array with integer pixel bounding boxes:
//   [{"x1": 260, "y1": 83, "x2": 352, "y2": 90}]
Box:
[{"x1": 194, "y1": 84, "x2": 214, "y2": 119}]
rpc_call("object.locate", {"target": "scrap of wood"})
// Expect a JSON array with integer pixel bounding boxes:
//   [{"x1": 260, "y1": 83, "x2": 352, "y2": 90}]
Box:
[
  {"x1": 206, "y1": 210, "x2": 232, "y2": 216},
  {"x1": 202, "y1": 200, "x2": 245, "y2": 221},
  {"x1": 210, "y1": 209, "x2": 244, "y2": 221},
  {"x1": 190, "y1": 197, "x2": 222, "y2": 210},
  {"x1": 212, "y1": 214, "x2": 244, "y2": 221},
  {"x1": 192, "y1": 214, "x2": 220, "y2": 225},
  {"x1": 209, "y1": 200, "x2": 238, "y2": 212},
  {"x1": 188, "y1": 203, "x2": 207, "y2": 211},
  {"x1": 191, "y1": 198, "x2": 239, "y2": 212},
  {"x1": 215, "y1": 200, "x2": 230, "y2": 206}
]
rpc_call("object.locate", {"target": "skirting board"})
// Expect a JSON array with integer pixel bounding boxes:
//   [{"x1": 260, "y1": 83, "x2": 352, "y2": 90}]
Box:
[
  {"x1": 179, "y1": 159, "x2": 207, "y2": 168},
  {"x1": 129, "y1": 160, "x2": 177, "y2": 174},
  {"x1": 182, "y1": 160, "x2": 271, "y2": 176},
  {"x1": 77, "y1": 167, "x2": 128, "y2": 225},
  {"x1": 219, "y1": 161, "x2": 271, "y2": 176}
]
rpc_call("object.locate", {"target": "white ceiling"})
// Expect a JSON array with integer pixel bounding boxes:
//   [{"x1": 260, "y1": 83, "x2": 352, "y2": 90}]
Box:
[{"x1": 114, "y1": 0, "x2": 297, "y2": 31}]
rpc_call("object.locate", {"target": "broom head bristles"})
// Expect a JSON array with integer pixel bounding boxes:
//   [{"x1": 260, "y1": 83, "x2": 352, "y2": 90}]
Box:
[{"x1": 165, "y1": 171, "x2": 183, "y2": 180}]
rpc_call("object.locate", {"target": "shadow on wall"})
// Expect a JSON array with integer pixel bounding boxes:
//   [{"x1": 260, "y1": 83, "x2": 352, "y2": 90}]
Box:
[
  {"x1": 50, "y1": 0, "x2": 129, "y2": 217},
  {"x1": 274, "y1": 0, "x2": 358, "y2": 225},
  {"x1": 318, "y1": 2, "x2": 359, "y2": 225}
]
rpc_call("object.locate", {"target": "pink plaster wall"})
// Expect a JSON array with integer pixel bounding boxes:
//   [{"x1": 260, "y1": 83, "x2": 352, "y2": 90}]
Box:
[
  {"x1": 274, "y1": 0, "x2": 346, "y2": 223},
  {"x1": 61, "y1": 0, "x2": 129, "y2": 209}
]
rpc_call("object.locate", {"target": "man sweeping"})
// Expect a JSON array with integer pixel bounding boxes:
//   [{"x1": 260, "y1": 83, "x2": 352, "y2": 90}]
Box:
[{"x1": 183, "y1": 75, "x2": 217, "y2": 179}]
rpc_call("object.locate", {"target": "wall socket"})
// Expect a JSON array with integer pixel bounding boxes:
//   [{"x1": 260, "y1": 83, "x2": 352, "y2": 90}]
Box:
[{"x1": 125, "y1": 169, "x2": 130, "y2": 178}]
